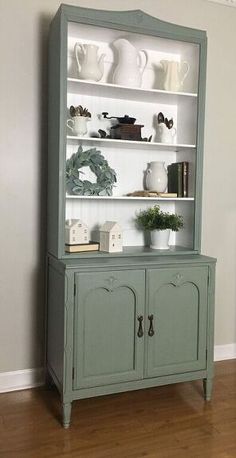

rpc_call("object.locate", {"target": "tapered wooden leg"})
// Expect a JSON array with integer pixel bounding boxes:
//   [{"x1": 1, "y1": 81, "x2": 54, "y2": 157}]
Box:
[
  {"x1": 62, "y1": 402, "x2": 72, "y2": 428},
  {"x1": 203, "y1": 378, "x2": 213, "y2": 401}
]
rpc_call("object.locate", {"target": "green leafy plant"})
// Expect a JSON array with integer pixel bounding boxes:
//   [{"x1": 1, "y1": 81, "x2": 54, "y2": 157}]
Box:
[
  {"x1": 70, "y1": 105, "x2": 91, "y2": 117},
  {"x1": 136, "y1": 205, "x2": 183, "y2": 231}
]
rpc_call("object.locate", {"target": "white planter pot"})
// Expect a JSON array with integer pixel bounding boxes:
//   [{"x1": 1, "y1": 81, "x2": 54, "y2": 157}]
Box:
[{"x1": 150, "y1": 229, "x2": 170, "y2": 250}]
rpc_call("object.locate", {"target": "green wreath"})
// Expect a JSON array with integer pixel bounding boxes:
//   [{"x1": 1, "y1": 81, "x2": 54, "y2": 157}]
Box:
[{"x1": 66, "y1": 145, "x2": 117, "y2": 196}]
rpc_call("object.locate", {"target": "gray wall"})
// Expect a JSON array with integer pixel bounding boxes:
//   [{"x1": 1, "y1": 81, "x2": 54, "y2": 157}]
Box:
[{"x1": 0, "y1": 0, "x2": 235, "y2": 372}]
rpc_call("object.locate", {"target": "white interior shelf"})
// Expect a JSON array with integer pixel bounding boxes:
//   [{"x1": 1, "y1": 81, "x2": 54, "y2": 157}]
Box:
[
  {"x1": 67, "y1": 78, "x2": 198, "y2": 103},
  {"x1": 66, "y1": 195, "x2": 194, "y2": 201},
  {"x1": 67, "y1": 135, "x2": 196, "y2": 150}
]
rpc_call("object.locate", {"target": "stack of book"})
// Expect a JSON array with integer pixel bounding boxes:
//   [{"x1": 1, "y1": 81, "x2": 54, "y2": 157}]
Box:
[
  {"x1": 167, "y1": 161, "x2": 189, "y2": 197},
  {"x1": 65, "y1": 242, "x2": 100, "y2": 253}
]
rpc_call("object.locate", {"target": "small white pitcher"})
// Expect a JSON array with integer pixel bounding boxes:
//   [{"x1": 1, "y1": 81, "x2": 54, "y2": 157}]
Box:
[
  {"x1": 160, "y1": 60, "x2": 190, "y2": 92},
  {"x1": 157, "y1": 123, "x2": 176, "y2": 144},
  {"x1": 67, "y1": 116, "x2": 90, "y2": 136}
]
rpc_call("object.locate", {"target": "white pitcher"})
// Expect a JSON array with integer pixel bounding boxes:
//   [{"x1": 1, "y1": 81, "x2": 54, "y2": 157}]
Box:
[
  {"x1": 74, "y1": 43, "x2": 105, "y2": 81},
  {"x1": 160, "y1": 60, "x2": 190, "y2": 92},
  {"x1": 112, "y1": 38, "x2": 148, "y2": 88},
  {"x1": 67, "y1": 116, "x2": 90, "y2": 136},
  {"x1": 146, "y1": 161, "x2": 167, "y2": 192},
  {"x1": 157, "y1": 123, "x2": 177, "y2": 144}
]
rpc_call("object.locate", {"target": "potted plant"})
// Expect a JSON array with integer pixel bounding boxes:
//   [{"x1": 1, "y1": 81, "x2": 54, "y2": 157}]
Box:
[
  {"x1": 135, "y1": 205, "x2": 183, "y2": 250},
  {"x1": 67, "y1": 105, "x2": 91, "y2": 136}
]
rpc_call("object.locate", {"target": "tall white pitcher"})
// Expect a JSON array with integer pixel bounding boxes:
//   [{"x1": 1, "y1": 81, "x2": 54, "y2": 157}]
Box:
[{"x1": 112, "y1": 38, "x2": 148, "y2": 87}]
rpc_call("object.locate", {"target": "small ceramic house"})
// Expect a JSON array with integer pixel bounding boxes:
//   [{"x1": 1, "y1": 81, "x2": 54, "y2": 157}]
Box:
[
  {"x1": 99, "y1": 221, "x2": 123, "y2": 253},
  {"x1": 65, "y1": 219, "x2": 89, "y2": 245}
]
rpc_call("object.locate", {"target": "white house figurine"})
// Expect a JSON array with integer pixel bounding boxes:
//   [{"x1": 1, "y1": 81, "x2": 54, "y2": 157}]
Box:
[
  {"x1": 65, "y1": 219, "x2": 89, "y2": 245},
  {"x1": 99, "y1": 221, "x2": 123, "y2": 252}
]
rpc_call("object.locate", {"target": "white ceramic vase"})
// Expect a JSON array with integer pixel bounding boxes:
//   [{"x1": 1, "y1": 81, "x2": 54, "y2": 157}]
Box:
[
  {"x1": 146, "y1": 161, "x2": 168, "y2": 192},
  {"x1": 150, "y1": 229, "x2": 170, "y2": 250}
]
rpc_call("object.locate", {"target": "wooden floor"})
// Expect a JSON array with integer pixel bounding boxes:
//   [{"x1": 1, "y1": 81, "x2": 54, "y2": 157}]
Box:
[{"x1": 0, "y1": 361, "x2": 236, "y2": 458}]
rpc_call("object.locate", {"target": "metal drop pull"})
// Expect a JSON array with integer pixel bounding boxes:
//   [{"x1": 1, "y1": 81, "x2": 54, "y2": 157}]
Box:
[
  {"x1": 148, "y1": 314, "x2": 155, "y2": 337},
  {"x1": 137, "y1": 315, "x2": 144, "y2": 338}
]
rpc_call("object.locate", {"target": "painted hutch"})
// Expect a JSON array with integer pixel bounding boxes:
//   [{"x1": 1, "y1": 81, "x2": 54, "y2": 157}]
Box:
[{"x1": 47, "y1": 4, "x2": 216, "y2": 427}]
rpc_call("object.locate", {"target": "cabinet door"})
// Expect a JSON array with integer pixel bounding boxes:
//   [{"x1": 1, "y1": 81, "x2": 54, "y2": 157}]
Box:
[
  {"x1": 146, "y1": 266, "x2": 208, "y2": 378},
  {"x1": 74, "y1": 269, "x2": 145, "y2": 389}
]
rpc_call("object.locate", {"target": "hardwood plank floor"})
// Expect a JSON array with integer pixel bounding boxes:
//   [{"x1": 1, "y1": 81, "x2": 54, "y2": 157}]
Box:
[{"x1": 0, "y1": 361, "x2": 236, "y2": 458}]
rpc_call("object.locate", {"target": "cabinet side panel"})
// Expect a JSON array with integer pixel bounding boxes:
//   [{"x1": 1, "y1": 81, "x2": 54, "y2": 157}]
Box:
[
  {"x1": 47, "y1": 15, "x2": 61, "y2": 257},
  {"x1": 47, "y1": 263, "x2": 65, "y2": 387},
  {"x1": 195, "y1": 38, "x2": 207, "y2": 252}
]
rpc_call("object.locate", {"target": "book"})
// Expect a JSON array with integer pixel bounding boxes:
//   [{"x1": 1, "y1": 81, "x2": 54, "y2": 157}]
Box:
[
  {"x1": 126, "y1": 191, "x2": 177, "y2": 198},
  {"x1": 168, "y1": 162, "x2": 183, "y2": 197},
  {"x1": 167, "y1": 162, "x2": 189, "y2": 197},
  {"x1": 65, "y1": 242, "x2": 100, "y2": 253},
  {"x1": 157, "y1": 192, "x2": 178, "y2": 198},
  {"x1": 182, "y1": 161, "x2": 189, "y2": 197}
]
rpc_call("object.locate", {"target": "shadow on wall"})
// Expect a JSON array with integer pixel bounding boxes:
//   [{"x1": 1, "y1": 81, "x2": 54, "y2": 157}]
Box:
[{"x1": 31, "y1": 13, "x2": 54, "y2": 370}]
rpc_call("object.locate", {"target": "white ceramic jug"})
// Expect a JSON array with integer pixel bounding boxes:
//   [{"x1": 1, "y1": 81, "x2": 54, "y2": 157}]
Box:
[
  {"x1": 112, "y1": 38, "x2": 148, "y2": 87},
  {"x1": 74, "y1": 43, "x2": 105, "y2": 81},
  {"x1": 67, "y1": 116, "x2": 90, "y2": 136},
  {"x1": 146, "y1": 161, "x2": 167, "y2": 192},
  {"x1": 160, "y1": 60, "x2": 190, "y2": 92},
  {"x1": 157, "y1": 123, "x2": 177, "y2": 144}
]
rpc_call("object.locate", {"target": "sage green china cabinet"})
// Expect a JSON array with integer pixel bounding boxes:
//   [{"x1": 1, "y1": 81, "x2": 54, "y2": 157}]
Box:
[{"x1": 47, "y1": 4, "x2": 216, "y2": 428}]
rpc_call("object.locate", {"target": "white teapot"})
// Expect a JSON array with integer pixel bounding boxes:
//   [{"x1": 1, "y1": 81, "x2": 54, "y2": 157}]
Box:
[
  {"x1": 160, "y1": 60, "x2": 190, "y2": 92},
  {"x1": 74, "y1": 43, "x2": 105, "y2": 81}
]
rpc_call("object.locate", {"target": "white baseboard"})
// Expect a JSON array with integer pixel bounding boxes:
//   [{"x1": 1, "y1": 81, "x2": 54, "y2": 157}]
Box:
[
  {"x1": 0, "y1": 345, "x2": 235, "y2": 393},
  {"x1": 214, "y1": 343, "x2": 236, "y2": 361},
  {"x1": 0, "y1": 368, "x2": 44, "y2": 393}
]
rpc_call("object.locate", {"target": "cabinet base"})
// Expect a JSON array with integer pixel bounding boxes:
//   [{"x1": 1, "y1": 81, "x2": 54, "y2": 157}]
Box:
[{"x1": 58, "y1": 375, "x2": 213, "y2": 428}]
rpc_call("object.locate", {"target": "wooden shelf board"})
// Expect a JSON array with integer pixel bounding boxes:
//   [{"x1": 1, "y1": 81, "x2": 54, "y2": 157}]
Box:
[{"x1": 66, "y1": 136, "x2": 196, "y2": 151}]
